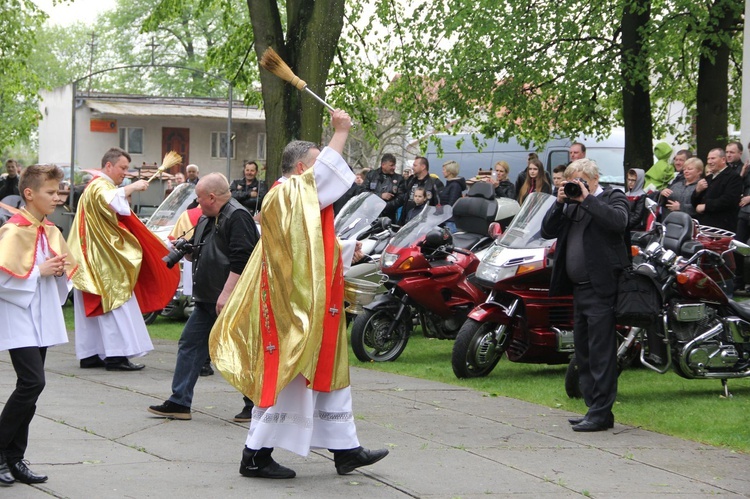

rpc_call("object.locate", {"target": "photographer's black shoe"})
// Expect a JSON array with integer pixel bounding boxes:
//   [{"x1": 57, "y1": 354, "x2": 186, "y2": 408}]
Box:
[
  {"x1": 148, "y1": 400, "x2": 192, "y2": 420},
  {"x1": 10, "y1": 461, "x2": 47, "y2": 484},
  {"x1": 333, "y1": 447, "x2": 389, "y2": 475},
  {"x1": 0, "y1": 452, "x2": 14, "y2": 486}
]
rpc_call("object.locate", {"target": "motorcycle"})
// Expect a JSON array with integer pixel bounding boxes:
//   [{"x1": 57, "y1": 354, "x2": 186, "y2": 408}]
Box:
[
  {"x1": 566, "y1": 210, "x2": 750, "y2": 398},
  {"x1": 451, "y1": 192, "x2": 575, "y2": 378},
  {"x1": 344, "y1": 182, "x2": 518, "y2": 323},
  {"x1": 142, "y1": 183, "x2": 198, "y2": 324},
  {"x1": 350, "y1": 204, "x2": 487, "y2": 362}
]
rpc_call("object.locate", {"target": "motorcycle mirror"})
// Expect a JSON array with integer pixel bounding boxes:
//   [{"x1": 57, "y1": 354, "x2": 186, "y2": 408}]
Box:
[
  {"x1": 488, "y1": 222, "x2": 503, "y2": 239},
  {"x1": 644, "y1": 197, "x2": 658, "y2": 212},
  {"x1": 730, "y1": 239, "x2": 750, "y2": 257}
]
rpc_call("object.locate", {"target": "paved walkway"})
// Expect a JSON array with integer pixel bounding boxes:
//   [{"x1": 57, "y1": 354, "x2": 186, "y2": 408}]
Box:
[{"x1": 1, "y1": 338, "x2": 748, "y2": 498}]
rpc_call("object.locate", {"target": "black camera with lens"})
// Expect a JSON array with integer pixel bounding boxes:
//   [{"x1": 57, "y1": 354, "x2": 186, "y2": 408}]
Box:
[
  {"x1": 563, "y1": 178, "x2": 589, "y2": 199},
  {"x1": 163, "y1": 237, "x2": 194, "y2": 269}
]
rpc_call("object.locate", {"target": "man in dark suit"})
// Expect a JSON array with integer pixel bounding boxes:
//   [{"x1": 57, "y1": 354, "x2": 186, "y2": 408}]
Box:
[
  {"x1": 692, "y1": 148, "x2": 742, "y2": 232},
  {"x1": 541, "y1": 158, "x2": 630, "y2": 432}
]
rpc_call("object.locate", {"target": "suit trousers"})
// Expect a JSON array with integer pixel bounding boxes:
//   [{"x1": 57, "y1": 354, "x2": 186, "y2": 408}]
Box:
[
  {"x1": 0, "y1": 347, "x2": 47, "y2": 463},
  {"x1": 573, "y1": 283, "x2": 618, "y2": 424}
]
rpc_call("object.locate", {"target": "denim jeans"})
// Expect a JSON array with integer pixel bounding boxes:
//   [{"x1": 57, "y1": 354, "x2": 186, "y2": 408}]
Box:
[{"x1": 169, "y1": 302, "x2": 217, "y2": 408}]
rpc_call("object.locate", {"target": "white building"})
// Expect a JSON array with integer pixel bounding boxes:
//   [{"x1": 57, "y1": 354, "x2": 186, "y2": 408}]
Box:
[{"x1": 38, "y1": 84, "x2": 267, "y2": 182}]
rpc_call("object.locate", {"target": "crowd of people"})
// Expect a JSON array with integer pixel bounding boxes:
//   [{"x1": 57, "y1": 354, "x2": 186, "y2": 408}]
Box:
[{"x1": 2, "y1": 132, "x2": 749, "y2": 485}]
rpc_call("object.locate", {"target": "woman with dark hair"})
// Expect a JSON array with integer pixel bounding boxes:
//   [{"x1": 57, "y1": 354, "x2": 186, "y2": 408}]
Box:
[{"x1": 517, "y1": 159, "x2": 551, "y2": 205}]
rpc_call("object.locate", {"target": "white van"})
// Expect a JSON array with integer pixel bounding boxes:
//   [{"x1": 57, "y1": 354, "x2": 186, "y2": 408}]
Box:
[{"x1": 423, "y1": 128, "x2": 626, "y2": 187}]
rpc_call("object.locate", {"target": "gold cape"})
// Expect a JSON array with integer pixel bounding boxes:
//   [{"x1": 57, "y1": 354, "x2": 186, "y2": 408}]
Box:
[
  {"x1": 209, "y1": 169, "x2": 350, "y2": 407},
  {"x1": 0, "y1": 209, "x2": 78, "y2": 279},
  {"x1": 67, "y1": 177, "x2": 143, "y2": 313}
]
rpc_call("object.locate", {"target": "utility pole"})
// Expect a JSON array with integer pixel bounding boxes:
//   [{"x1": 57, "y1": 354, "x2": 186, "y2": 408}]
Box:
[{"x1": 147, "y1": 36, "x2": 159, "y2": 66}]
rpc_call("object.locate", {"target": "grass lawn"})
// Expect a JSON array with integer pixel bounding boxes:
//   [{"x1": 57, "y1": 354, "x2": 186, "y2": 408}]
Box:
[{"x1": 62, "y1": 304, "x2": 750, "y2": 453}]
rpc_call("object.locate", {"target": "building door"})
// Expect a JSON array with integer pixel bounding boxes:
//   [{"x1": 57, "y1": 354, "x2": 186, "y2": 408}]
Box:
[{"x1": 162, "y1": 128, "x2": 189, "y2": 173}]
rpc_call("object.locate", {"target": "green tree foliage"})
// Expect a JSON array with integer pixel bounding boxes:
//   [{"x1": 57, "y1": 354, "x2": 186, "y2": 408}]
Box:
[
  {"x1": 378, "y1": 0, "x2": 743, "y2": 168},
  {"x1": 0, "y1": 0, "x2": 46, "y2": 152}
]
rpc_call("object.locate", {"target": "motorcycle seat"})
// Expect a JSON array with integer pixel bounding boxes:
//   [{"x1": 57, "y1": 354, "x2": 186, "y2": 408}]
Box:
[
  {"x1": 727, "y1": 300, "x2": 750, "y2": 322},
  {"x1": 452, "y1": 232, "x2": 487, "y2": 250},
  {"x1": 453, "y1": 182, "x2": 498, "y2": 236},
  {"x1": 662, "y1": 211, "x2": 694, "y2": 256}
]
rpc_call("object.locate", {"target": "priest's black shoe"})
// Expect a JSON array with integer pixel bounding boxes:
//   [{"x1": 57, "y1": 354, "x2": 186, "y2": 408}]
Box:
[
  {"x1": 568, "y1": 417, "x2": 585, "y2": 425},
  {"x1": 10, "y1": 461, "x2": 47, "y2": 484},
  {"x1": 105, "y1": 360, "x2": 145, "y2": 371},
  {"x1": 79, "y1": 355, "x2": 106, "y2": 368},
  {"x1": 239, "y1": 448, "x2": 295, "y2": 479},
  {"x1": 0, "y1": 453, "x2": 14, "y2": 486},
  {"x1": 333, "y1": 447, "x2": 389, "y2": 475}
]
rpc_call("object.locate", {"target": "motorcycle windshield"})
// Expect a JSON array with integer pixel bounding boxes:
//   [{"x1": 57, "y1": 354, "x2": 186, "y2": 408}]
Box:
[
  {"x1": 387, "y1": 205, "x2": 453, "y2": 249},
  {"x1": 334, "y1": 192, "x2": 387, "y2": 240},
  {"x1": 495, "y1": 192, "x2": 557, "y2": 249},
  {"x1": 145, "y1": 183, "x2": 196, "y2": 231}
]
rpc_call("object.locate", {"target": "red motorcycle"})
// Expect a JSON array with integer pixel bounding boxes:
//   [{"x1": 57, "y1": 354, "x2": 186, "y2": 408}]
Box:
[
  {"x1": 566, "y1": 210, "x2": 750, "y2": 398},
  {"x1": 350, "y1": 205, "x2": 487, "y2": 362},
  {"x1": 451, "y1": 192, "x2": 575, "y2": 378}
]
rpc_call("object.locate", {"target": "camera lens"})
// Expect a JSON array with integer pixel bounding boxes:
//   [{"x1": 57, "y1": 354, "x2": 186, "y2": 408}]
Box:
[{"x1": 563, "y1": 182, "x2": 582, "y2": 198}]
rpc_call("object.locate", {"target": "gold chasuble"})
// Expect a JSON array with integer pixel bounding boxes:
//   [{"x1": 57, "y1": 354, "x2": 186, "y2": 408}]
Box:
[
  {"x1": 0, "y1": 209, "x2": 78, "y2": 279},
  {"x1": 67, "y1": 177, "x2": 179, "y2": 316},
  {"x1": 210, "y1": 169, "x2": 350, "y2": 408}
]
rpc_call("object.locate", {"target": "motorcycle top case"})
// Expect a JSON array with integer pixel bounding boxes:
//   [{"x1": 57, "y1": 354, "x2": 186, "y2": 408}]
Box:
[{"x1": 615, "y1": 267, "x2": 661, "y2": 327}]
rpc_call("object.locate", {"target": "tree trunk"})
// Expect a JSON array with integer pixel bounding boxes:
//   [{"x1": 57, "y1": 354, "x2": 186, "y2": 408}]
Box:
[
  {"x1": 248, "y1": 0, "x2": 345, "y2": 182},
  {"x1": 695, "y1": 0, "x2": 742, "y2": 160},
  {"x1": 621, "y1": 0, "x2": 653, "y2": 174}
]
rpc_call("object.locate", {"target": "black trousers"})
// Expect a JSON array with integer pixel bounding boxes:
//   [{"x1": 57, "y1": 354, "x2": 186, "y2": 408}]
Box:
[
  {"x1": 573, "y1": 284, "x2": 618, "y2": 424},
  {"x1": 0, "y1": 347, "x2": 47, "y2": 463}
]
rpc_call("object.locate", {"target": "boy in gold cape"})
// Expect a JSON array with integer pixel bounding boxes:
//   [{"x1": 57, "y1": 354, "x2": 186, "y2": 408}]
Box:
[{"x1": 210, "y1": 110, "x2": 388, "y2": 479}]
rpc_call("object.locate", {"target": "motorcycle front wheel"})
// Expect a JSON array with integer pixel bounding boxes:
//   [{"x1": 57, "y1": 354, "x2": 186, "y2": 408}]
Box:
[
  {"x1": 452, "y1": 319, "x2": 507, "y2": 378},
  {"x1": 350, "y1": 308, "x2": 411, "y2": 362},
  {"x1": 142, "y1": 310, "x2": 161, "y2": 325}
]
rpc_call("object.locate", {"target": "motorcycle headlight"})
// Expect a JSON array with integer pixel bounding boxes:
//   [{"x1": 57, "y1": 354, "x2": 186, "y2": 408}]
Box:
[
  {"x1": 476, "y1": 261, "x2": 517, "y2": 283},
  {"x1": 381, "y1": 252, "x2": 398, "y2": 268}
]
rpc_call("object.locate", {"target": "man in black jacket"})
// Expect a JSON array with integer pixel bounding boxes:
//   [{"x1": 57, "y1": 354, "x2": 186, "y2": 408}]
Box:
[
  {"x1": 148, "y1": 173, "x2": 259, "y2": 420},
  {"x1": 0, "y1": 160, "x2": 20, "y2": 200},
  {"x1": 541, "y1": 159, "x2": 630, "y2": 432},
  {"x1": 399, "y1": 156, "x2": 440, "y2": 224},
  {"x1": 362, "y1": 153, "x2": 405, "y2": 222},
  {"x1": 692, "y1": 148, "x2": 742, "y2": 232},
  {"x1": 230, "y1": 161, "x2": 268, "y2": 216}
]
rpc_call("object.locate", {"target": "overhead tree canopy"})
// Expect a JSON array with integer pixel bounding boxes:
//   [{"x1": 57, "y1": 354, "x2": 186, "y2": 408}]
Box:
[{"x1": 0, "y1": 0, "x2": 46, "y2": 153}]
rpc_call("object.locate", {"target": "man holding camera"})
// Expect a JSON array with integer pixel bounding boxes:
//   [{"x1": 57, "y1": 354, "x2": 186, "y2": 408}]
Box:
[
  {"x1": 148, "y1": 173, "x2": 258, "y2": 420},
  {"x1": 541, "y1": 159, "x2": 630, "y2": 432}
]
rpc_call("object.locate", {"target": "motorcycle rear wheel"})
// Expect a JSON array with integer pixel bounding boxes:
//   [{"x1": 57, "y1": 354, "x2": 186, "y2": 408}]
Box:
[
  {"x1": 350, "y1": 308, "x2": 410, "y2": 362},
  {"x1": 452, "y1": 319, "x2": 506, "y2": 378}
]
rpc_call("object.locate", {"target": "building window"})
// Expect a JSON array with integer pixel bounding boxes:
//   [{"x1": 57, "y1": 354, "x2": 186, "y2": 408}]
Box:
[
  {"x1": 211, "y1": 131, "x2": 235, "y2": 159},
  {"x1": 257, "y1": 133, "x2": 267, "y2": 161},
  {"x1": 119, "y1": 127, "x2": 143, "y2": 154}
]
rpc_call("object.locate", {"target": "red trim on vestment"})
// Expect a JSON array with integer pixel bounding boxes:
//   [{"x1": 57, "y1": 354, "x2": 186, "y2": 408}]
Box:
[
  {"x1": 312, "y1": 205, "x2": 344, "y2": 391},
  {"x1": 187, "y1": 206, "x2": 202, "y2": 226},
  {"x1": 259, "y1": 257, "x2": 281, "y2": 408},
  {"x1": 119, "y1": 214, "x2": 181, "y2": 314}
]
